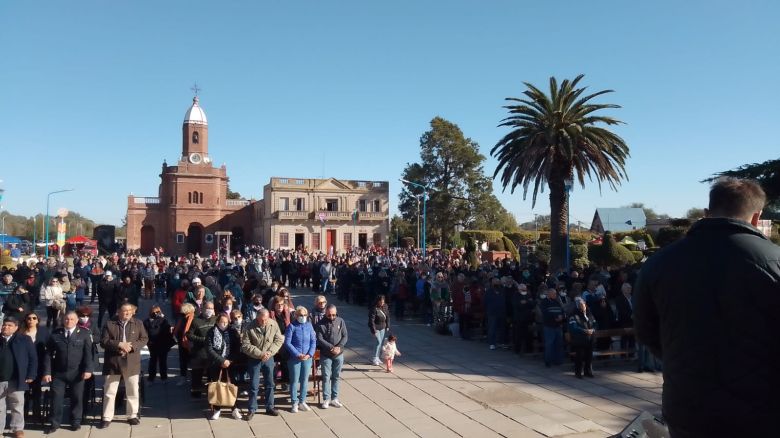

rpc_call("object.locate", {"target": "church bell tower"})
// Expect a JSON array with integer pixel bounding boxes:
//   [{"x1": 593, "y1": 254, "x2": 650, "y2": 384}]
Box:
[{"x1": 182, "y1": 95, "x2": 210, "y2": 165}]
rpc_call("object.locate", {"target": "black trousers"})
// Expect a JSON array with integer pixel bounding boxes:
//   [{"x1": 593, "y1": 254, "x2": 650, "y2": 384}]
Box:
[
  {"x1": 50, "y1": 377, "x2": 85, "y2": 427},
  {"x1": 148, "y1": 348, "x2": 170, "y2": 380},
  {"x1": 572, "y1": 344, "x2": 594, "y2": 376},
  {"x1": 512, "y1": 321, "x2": 535, "y2": 353},
  {"x1": 97, "y1": 302, "x2": 118, "y2": 328},
  {"x1": 178, "y1": 347, "x2": 190, "y2": 377}
]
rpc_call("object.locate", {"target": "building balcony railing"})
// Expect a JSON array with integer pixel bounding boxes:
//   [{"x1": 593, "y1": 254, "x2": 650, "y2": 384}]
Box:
[
  {"x1": 316, "y1": 210, "x2": 352, "y2": 221},
  {"x1": 226, "y1": 199, "x2": 250, "y2": 207},
  {"x1": 358, "y1": 211, "x2": 385, "y2": 221},
  {"x1": 276, "y1": 210, "x2": 309, "y2": 220},
  {"x1": 133, "y1": 197, "x2": 160, "y2": 205}
]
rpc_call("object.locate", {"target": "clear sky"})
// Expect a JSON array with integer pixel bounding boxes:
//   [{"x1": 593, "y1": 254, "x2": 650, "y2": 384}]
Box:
[{"x1": 1, "y1": 1, "x2": 778, "y2": 228}]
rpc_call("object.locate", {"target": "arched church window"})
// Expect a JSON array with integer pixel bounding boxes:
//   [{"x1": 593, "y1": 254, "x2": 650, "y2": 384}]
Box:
[
  {"x1": 192, "y1": 131, "x2": 199, "y2": 144},
  {"x1": 199, "y1": 192, "x2": 204, "y2": 203},
  {"x1": 188, "y1": 192, "x2": 192, "y2": 203}
]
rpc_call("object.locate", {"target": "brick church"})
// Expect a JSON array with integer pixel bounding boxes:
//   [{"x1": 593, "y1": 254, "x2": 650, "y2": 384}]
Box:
[
  {"x1": 126, "y1": 95, "x2": 253, "y2": 255},
  {"x1": 126, "y1": 95, "x2": 390, "y2": 256}
]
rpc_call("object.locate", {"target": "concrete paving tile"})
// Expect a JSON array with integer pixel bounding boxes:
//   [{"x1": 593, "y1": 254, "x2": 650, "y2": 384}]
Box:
[{"x1": 530, "y1": 422, "x2": 577, "y2": 437}]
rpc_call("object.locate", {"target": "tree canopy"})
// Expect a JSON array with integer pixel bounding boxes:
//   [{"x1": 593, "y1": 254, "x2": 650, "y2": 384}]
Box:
[
  {"x1": 399, "y1": 117, "x2": 517, "y2": 247},
  {"x1": 705, "y1": 158, "x2": 780, "y2": 211},
  {"x1": 492, "y1": 75, "x2": 629, "y2": 271}
]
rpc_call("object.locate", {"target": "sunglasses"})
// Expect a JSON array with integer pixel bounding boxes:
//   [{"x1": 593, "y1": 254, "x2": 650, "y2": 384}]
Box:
[{"x1": 26, "y1": 316, "x2": 38, "y2": 320}]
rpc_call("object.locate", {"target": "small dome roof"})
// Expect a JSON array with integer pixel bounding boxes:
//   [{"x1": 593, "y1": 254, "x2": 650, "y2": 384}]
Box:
[{"x1": 184, "y1": 96, "x2": 207, "y2": 125}]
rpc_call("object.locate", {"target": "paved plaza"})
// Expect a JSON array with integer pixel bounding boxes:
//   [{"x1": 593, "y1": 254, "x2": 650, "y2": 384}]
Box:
[{"x1": 23, "y1": 288, "x2": 663, "y2": 438}]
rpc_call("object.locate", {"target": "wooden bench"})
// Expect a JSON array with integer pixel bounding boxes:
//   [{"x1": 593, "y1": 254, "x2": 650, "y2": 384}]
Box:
[{"x1": 567, "y1": 327, "x2": 635, "y2": 360}]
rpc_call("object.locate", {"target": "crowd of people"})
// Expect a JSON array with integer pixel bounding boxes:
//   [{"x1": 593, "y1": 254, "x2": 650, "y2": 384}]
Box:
[{"x1": 0, "y1": 240, "x2": 652, "y2": 435}]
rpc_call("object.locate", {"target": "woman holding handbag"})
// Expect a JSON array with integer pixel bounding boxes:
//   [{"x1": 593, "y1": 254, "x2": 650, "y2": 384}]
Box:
[{"x1": 205, "y1": 313, "x2": 241, "y2": 420}]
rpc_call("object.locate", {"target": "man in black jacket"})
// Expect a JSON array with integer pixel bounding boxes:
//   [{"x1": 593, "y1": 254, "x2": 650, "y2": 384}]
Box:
[
  {"x1": 97, "y1": 271, "x2": 120, "y2": 328},
  {"x1": 634, "y1": 178, "x2": 780, "y2": 437},
  {"x1": 43, "y1": 311, "x2": 94, "y2": 433},
  {"x1": 0, "y1": 316, "x2": 37, "y2": 438}
]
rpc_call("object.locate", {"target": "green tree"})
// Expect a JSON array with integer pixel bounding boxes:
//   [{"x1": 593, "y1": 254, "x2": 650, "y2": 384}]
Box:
[
  {"x1": 623, "y1": 202, "x2": 670, "y2": 220},
  {"x1": 400, "y1": 117, "x2": 503, "y2": 247},
  {"x1": 492, "y1": 75, "x2": 630, "y2": 271},
  {"x1": 705, "y1": 158, "x2": 780, "y2": 211},
  {"x1": 390, "y1": 215, "x2": 415, "y2": 247},
  {"x1": 686, "y1": 207, "x2": 706, "y2": 220},
  {"x1": 226, "y1": 183, "x2": 242, "y2": 200}
]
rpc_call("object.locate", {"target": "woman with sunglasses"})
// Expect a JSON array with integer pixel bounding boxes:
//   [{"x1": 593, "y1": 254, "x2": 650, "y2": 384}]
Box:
[{"x1": 20, "y1": 312, "x2": 49, "y2": 422}]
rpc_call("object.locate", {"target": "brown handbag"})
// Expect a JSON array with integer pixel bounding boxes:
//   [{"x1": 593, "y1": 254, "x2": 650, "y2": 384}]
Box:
[{"x1": 207, "y1": 369, "x2": 238, "y2": 408}]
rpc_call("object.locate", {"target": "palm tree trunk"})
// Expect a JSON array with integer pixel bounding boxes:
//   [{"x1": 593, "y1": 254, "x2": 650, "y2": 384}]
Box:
[{"x1": 548, "y1": 179, "x2": 568, "y2": 272}]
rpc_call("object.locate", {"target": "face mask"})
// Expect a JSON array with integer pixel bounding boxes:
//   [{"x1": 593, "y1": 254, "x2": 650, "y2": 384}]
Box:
[
  {"x1": 297, "y1": 316, "x2": 307, "y2": 324},
  {"x1": 78, "y1": 317, "x2": 89, "y2": 324},
  {"x1": 217, "y1": 322, "x2": 229, "y2": 331},
  {"x1": 540, "y1": 294, "x2": 546, "y2": 300},
  {"x1": 520, "y1": 291, "x2": 527, "y2": 295},
  {"x1": 203, "y1": 309, "x2": 215, "y2": 318},
  {"x1": 560, "y1": 292, "x2": 567, "y2": 297},
  {"x1": 253, "y1": 304, "x2": 263, "y2": 310}
]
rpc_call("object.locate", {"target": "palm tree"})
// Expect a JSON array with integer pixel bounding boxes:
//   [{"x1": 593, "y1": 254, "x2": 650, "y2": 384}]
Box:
[{"x1": 491, "y1": 75, "x2": 630, "y2": 271}]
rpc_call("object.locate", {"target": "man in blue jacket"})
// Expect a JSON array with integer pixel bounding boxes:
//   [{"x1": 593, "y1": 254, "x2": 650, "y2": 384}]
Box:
[{"x1": 0, "y1": 316, "x2": 37, "y2": 437}]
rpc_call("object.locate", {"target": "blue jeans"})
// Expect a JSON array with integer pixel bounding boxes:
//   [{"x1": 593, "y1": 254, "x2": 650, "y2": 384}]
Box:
[
  {"x1": 321, "y1": 278, "x2": 333, "y2": 294},
  {"x1": 288, "y1": 357, "x2": 312, "y2": 405},
  {"x1": 373, "y1": 329, "x2": 386, "y2": 362},
  {"x1": 543, "y1": 326, "x2": 564, "y2": 365},
  {"x1": 247, "y1": 357, "x2": 276, "y2": 412},
  {"x1": 320, "y1": 354, "x2": 344, "y2": 401},
  {"x1": 154, "y1": 287, "x2": 166, "y2": 302}
]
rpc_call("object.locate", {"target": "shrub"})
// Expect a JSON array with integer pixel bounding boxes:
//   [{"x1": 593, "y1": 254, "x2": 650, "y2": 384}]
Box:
[
  {"x1": 502, "y1": 236, "x2": 520, "y2": 260},
  {"x1": 464, "y1": 237, "x2": 480, "y2": 269},
  {"x1": 630, "y1": 250, "x2": 644, "y2": 263},
  {"x1": 442, "y1": 249, "x2": 451, "y2": 258},
  {"x1": 534, "y1": 244, "x2": 551, "y2": 264},
  {"x1": 449, "y1": 233, "x2": 464, "y2": 249},
  {"x1": 656, "y1": 226, "x2": 688, "y2": 247},
  {"x1": 488, "y1": 239, "x2": 506, "y2": 251},
  {"x1": 590, "y1": 232, "x2": 635, "y2": 267},
  {"x1": 460, "y1": 230, "x2": 504, "y2": 244},
  {"x1": 401, "y1": 237, "x2": 415, "y2": 248},
  {"x1": 571, "y1": 243, "x2": 589, "y2": 270},
  {"x1": 670, "y1": 218, "x2": 692, "y2": 227},
  {"x1": 505, "y1": 231, "x2": 536, "y2": 245}
]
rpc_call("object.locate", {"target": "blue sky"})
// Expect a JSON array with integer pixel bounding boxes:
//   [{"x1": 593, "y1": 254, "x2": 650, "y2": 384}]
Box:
[{"x1": 1, "y1": 1, "x2": 778, "y2": 228}]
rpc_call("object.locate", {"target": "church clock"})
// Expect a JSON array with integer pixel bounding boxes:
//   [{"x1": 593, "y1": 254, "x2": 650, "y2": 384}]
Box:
[{"x1": 189, "y1": 153, "x2": 203, "y2": 164}]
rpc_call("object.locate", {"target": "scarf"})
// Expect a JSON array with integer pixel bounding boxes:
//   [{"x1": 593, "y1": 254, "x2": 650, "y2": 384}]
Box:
[{"x1": 210, "y1": 326, "x2": 231, "y2": 359}]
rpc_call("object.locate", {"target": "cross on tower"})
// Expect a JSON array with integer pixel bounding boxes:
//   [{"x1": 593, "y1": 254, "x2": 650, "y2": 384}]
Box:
[{"x1": 190, "y1": 83, "x2": 201, "y2": 97}]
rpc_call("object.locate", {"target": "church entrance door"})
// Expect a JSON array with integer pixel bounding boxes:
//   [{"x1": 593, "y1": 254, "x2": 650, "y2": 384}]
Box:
[
  {"x1": 140, "y1": 225, "x2": 155, "y2": 255},
  {"x1": 187, "y1": 223, "x2": 203, "y2": 255}
]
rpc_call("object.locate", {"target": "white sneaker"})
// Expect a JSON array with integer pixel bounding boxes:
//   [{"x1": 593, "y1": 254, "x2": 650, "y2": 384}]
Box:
[
  {"x1": 330, "y1": 399, "x2": 342, "y2": 408},
  {"x1": 489, "y1": 345, "x2": 496, "y2": 350},
  {"x1": 321, "y1": 400, "x2": 330, "y2": 409},
  {"x1": 232, "y1": 408, "x2": 242, "y2": 420},
  {"x1": 291, "y1": 404, "x2": 298, "y2": 413},
  {"x1": 240, "y1": 390, "x2": 249, "y2": 396},
  {"x1": 210, "y1": 410, "x2": 221, "y2": 420},
  {"x1": 372, "y1": 358, "x2": 382, "y2": 366},
  {"x1": 299, "y1": 402, "x2": 310, "y2": 412}
]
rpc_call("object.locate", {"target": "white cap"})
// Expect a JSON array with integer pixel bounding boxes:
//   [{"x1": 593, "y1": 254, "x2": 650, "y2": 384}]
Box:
[
  {"x1": 192, "y1": 277, "x2": 202, "y2": 284},
  {"x1": 105, "y1": 271, "x2": 113, "y2": 277}
]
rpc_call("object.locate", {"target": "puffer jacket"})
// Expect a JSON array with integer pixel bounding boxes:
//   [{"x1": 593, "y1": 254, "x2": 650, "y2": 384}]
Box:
[
  {"x1": 284, "y1": 320, "x2": 316, "y2": 358},
  {"x1": 634, "y1": 218, "x2": 780, "y2": 435}
]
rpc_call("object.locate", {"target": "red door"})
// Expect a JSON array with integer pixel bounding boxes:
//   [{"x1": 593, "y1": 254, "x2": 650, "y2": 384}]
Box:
[{"x1": 326, "y1": 230, "x2": 337, "y2": 254}]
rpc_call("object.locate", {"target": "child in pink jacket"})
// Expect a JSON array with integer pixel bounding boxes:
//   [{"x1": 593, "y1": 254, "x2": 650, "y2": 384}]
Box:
[{"x1": 381, "y1": 334, "x2": 401, "y2": 373}]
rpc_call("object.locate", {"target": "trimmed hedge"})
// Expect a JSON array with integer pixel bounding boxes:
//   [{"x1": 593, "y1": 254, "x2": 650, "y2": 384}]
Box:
[
  {"x1": 505, "y1": 231, "x2": 537, "y2": 245},
  {"x1": 401, "y1": 237, "x2": 415, "y2": 248},
  {"x1": 502, "y1": 236, "x2": 520, "y2": 260},
  {"x1": 630, "y1": 250, "x2": 644, "y2": 263},
  {"x1": 656, "y1": 226, "x2": 688, "y2": 247},
  {"x1": 464, "y1": 237, "x2": 479, "y2": 269},
  {"x1": 534, "y1": 244, "x2": 551, "y2": 264},
  {"x1": 461, "y1": 230, "x2": 504, "y2": 243},
  {"x1": 589, "y1": 232, "x2": 635, "y2": 267},
  {"x1": 488, "y1": 239, "x2": 506, "y2": 251}
]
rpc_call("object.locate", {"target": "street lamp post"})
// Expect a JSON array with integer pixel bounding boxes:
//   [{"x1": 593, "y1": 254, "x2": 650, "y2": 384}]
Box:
[
  {"x1": 45, "y1": 189, "x2": 74, "y2": 258},
  {"x1": 564, "y1": 179, "x2": 574, "y2": 273},
  {"x1": 400, "y1": 179, "x2": 429, "y2": 257}
]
